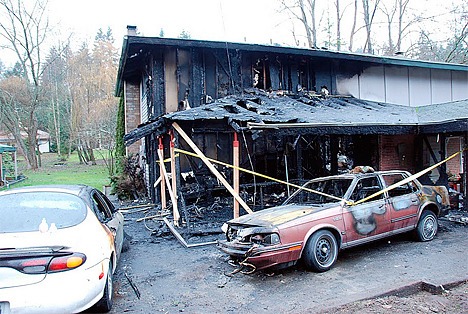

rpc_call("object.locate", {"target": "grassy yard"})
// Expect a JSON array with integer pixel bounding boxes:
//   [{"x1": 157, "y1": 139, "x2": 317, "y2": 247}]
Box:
[{"x1": 3, "y1": 151, "x2": 111, "y2": 191}]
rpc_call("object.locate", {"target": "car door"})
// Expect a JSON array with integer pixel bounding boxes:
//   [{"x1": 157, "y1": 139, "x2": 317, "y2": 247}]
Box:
[
  {"x1": 381, "y1": 173, "x2": 420, "y2": 231},
  {"x1": 91, "y1": 190, "x2": 124, "y2": 260},
  {"x1": 342, "y1": 175, "x2": 391, "y2": 244}
]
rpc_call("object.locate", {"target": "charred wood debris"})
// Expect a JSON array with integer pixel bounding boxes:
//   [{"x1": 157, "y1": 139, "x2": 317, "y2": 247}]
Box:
[{"x1": 120, "y1": 89, "x2": 467, "y2": 243}]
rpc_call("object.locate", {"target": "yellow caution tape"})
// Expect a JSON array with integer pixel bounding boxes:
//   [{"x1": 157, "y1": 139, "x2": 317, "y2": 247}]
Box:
[
  {"x1": 174, "y1": 148, "x2": 344, "y2": 202},
  {"x1": 156, "y1": 153, "x2": 179, "y2": 163},
  {"x1": 174, "y1": 147, "x2": 467, "y2": 207},
  {"x1": 352, "y1": 148, "x2": 465, "y2": 205}
]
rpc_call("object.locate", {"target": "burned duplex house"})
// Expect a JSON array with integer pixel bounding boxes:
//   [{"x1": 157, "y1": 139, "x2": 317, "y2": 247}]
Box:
[{"x1": 116, "y1": 26, "x2": 468, "y2": 218}]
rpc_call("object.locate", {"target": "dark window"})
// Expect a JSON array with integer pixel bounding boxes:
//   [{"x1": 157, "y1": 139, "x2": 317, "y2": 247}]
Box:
[
  {"x1": 286, "y1": 178, "x2": 353, "y2": 205},
  {"x1": 382, "y1": 173, "x2": 416, "y2": 197},
  {"x1": 350, "y1": 177, "x2": 383, "y2": 202},
  {"x1": 91, "y1": 192, "x2": 112, "y2": 222}
]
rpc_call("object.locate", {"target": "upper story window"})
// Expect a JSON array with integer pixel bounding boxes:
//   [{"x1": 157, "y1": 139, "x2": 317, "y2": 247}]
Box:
[{"x1": 253, "y1": 58, "x2": 271, "y2": 90}]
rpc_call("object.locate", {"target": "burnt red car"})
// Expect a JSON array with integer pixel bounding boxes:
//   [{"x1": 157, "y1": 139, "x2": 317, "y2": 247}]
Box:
[{"x1": 218, "y1": 170, "x2": 450, "y2": 272}]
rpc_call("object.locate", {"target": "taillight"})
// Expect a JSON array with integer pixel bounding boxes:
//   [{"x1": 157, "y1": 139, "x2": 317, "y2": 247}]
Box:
[
  {"x1": 48, "y1": 253, "x2": 86, "y2": 272},
  {"x1": 3, "y1": 253, "x2": 86, "y2": 274}
]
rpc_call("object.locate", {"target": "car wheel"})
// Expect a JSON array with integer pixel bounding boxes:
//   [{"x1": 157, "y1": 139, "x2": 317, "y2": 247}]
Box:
[
  {"x1": 93, "y1": 260, "x2": 113, "y2": 312},
  {"x1": 303, "y1": 230, "x2": 338, "y2": 272},
  {"x1": 415, "y1": 210, "x2": 438, "y2": 242}
]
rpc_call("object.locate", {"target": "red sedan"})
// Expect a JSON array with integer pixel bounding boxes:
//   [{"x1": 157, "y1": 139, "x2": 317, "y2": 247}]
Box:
[{"x1": 218, "y1": 170, "x2": 450, "y2": 273}]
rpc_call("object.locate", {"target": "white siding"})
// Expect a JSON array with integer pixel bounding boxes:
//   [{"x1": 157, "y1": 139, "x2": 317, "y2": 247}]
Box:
[
  {"x1": 452, "y1": 71, "x2": 468, "y2": 101},
  {"x1": 431, "y1": 69, "x2": 452, "y2": 104},
  {"x1": 336, "y1": 74, "x2": 360, "y2": 97},
  {"x1": 359, "y1": 66, "x2": 386, "y2": 102},
  {"x1": 385, "y1": 66, "x2": 409, "y2": 105},
  {"x1": 336, "y1": 65, "x2": 468, "y2": 107},
  {"x1": 408, "y1": 67, "x2": 431, "y2": 106}
]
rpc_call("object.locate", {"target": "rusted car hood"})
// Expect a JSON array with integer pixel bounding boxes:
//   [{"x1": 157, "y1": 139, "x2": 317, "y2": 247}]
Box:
[{"x1": 229, "y1": 203, "x2": 335, "y2": 228}]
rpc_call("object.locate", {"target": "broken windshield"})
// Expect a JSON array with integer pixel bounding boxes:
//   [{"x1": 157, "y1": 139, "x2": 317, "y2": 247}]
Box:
[{"x1": 285, "y1": 178, "x2": 353, "y2": 205}]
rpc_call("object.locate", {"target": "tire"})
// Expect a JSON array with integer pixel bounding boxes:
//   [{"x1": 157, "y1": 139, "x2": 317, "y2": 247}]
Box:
[
  {"x1": 93, "y1": 260, "x2": 113, "y2": 312},
  {"x1": 303, "y1": 230, "x2": 338, "y2": 272},
  {"x1": 415, "y1": 210, "x2": 438, "y2": 242}
]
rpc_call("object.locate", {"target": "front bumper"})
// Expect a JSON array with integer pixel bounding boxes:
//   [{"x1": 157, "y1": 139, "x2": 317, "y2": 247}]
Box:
[{"x1": 217, "y1": 240, "x2": 303, "y2": 270}]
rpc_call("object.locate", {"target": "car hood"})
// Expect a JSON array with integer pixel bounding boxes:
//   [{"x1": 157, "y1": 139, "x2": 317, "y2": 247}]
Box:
[{"x1": 229, "y1": 203, "x2": 336, "y2": 228}]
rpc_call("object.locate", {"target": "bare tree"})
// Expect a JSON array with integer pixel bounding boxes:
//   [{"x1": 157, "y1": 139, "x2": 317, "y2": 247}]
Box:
[
  {"x1": 279, "y1": 0, "x2": 317, "y2": 48},
  {"x1": 335, "y1": 0, "x2": 342, "y2": 50},
  {"x1": 0, "y1": 0, "x2": 50, "y2": 169},
  {"x1": 348, "y1": 0, "x2": 359, "y2": 51},
  {"x1": 362, "y1": 0, "x2": 381, "y2": 53},
  {"x1": 0, "y1": 77, "x2": 30, "y2": 162}
]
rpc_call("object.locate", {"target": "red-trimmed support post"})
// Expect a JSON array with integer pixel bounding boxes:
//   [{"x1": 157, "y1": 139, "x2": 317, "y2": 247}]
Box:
[
  {"x1": 233, "y1": 132, "x2": 240, "y2": 218},
  {"x1": 158, "y1": 136, "x2": 166, "y2": 210},
  {"x1": 170, "y1": 131, "x2": 180, "y2": 224}
]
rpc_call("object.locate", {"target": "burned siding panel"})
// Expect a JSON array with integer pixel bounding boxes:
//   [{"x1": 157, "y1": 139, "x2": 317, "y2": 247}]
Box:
[
  {"x1": 314, "y1": 59, "x2": 333, "y2": 95},
  {"x1": 191, "y1": 49, "x2": 204, "y2": 107},
  {"x1": 177, "y1": 49, "x2": 191, "y2": 110},
  {"x1": 270, "y1": 56, "x2": 284, "y2": 90},
  {"x1": 152, "y1": 51, "x2": 165, "y2": 117},
  {"x1": 289, "y1": 60, "x2": 299, "y2": 92},
  {"x1": 204, "y1": 52, "x2": 218, "y2": 99},
  {"x1": 164, "y1": 47, "x2": 178, "y2": 113},
  {"x1": 241, "y1": 52, "x2": 253, "y2": 89},
  {"x1": 213, "y1": 50, "x2": 234, "y2": 97}
]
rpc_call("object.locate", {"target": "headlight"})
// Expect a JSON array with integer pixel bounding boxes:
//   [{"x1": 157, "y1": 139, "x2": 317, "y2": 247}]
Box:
[
  {"x1": 250, "y1": 233, "x2": 281, "y2": 245},
  {"x1": 221, "y1": 223, "x2": 228, "y2": 233}
]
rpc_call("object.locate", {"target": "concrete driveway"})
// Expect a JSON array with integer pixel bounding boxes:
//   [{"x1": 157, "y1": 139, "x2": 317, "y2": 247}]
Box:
[{"x1": 110, "y1": 213, "x2": 468, "y2": 313}]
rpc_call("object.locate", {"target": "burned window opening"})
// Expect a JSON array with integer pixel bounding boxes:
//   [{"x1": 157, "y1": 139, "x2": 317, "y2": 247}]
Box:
[{"x1": 253, "y1": 58, "x2": 271, "y2": 90}]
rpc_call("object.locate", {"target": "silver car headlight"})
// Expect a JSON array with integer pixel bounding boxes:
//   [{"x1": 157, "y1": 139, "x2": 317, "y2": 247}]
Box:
[{"x1": 250, "y1": 233, "x2": 281, "y2": 245}]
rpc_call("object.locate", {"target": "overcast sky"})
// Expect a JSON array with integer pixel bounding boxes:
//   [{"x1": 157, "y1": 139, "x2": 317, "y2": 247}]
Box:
[
  {"x1": 48, "y1": 0, "x2": 291, "y2": 48},
  {"x1": 0, "y1": 0, "x2": 463, "y2": 66}
]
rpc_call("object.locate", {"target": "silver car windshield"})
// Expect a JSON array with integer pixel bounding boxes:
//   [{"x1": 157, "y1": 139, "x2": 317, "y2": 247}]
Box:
[
  {"x1": 0, "y1": 191, "x2": 87, "y2": 233},
  {"x1": 285, "y1": 178, "x2": 353, "y2": 205}
]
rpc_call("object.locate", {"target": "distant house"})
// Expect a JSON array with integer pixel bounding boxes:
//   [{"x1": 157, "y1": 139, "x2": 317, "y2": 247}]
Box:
[
  {"x1": 0, "y1": 130, "x2": 50, "y2": 154},
  {"x1": 116, "y1": 26, "x2": 467, "y2": 209}
]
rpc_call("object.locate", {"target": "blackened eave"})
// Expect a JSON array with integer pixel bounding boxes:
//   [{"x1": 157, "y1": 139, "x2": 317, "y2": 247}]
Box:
[{"x1": 124, "y1": 92, "x2": 430, "y2": 146}]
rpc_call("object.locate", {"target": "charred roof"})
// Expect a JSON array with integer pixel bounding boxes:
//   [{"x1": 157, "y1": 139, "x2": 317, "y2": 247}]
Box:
[{"x1": 124, "y1": 90, "x2": 468, "y2": 146}]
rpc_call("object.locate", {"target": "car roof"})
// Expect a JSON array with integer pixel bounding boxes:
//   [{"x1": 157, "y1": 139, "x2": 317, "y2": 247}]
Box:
[
  {"x1": 0, "y1": 185, "x2": 93, "y2": 197},
  {"x1": 312, "y1": 170, "x2": 410, "y2": 180}
]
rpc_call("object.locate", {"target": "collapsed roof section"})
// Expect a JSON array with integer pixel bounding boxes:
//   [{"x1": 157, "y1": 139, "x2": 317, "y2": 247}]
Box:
[{"x1": 124, "y1": 90, "x2": 468, "y2": 146}]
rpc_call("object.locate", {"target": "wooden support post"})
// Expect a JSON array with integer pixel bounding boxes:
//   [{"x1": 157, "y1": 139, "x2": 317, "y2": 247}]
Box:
[
  {"x1": 169, "y1": 131, "x2": 180, "y2": 225},
  {"x1": 158, "y1": 137, "x2": 167, "y2": 211},
  {"x1": 233, "y1": 132, "x2": 240, "y2": 218},
  {"x1": 172, "y1": 122, "x2": 253, "y2": 214},
  {"x1": 158, "y1": 145, "x2": 180, "y2": 226}
]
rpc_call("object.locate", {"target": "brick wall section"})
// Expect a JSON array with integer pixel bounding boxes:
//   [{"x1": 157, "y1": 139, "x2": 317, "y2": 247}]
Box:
[
  {"x1": 446, "y1": 137, "x2": 462, "y2": 176},
  {"x1": 124, "y1": 81, "x2": 141, "y2": 156},
  {"x1": 379, "y1": 135, "x2": 416, "y2": 173}
]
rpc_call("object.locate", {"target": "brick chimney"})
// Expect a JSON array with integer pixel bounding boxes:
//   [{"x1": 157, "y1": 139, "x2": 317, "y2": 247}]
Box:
[{"x1": 127, "y1": 25, "x2": 137, "y2": 36}]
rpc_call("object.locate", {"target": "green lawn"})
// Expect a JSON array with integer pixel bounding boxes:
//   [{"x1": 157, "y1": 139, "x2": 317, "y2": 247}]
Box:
[{"x1": 3, "y1": 151, "x2": 111, "y2": 191}]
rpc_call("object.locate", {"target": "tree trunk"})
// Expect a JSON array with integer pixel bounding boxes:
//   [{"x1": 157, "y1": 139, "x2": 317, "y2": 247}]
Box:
[
  {"x1": 336, "y1": 0, "x2": 341, "y2": 51},
  {"x1": 349, "y1": 0, "x2": 358, "y2": 51}
]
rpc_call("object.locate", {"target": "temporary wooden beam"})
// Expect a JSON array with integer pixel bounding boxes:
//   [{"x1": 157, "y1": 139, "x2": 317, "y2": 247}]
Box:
[
  {"x1": 169, "y1": 131, "x2": 180, "y2": 224},
  {"x1": 172, "y1": 122, "x2": 253, "y2": 214},
  {"x1": 158, "y1": 146, "x2": 180, "y2": 226},
  {"x1": 233, "y1": 132, "x2": 240, "y2": 218},
  {"x1": 158, "y1": 137, "x2": 167, "y2": 211}
]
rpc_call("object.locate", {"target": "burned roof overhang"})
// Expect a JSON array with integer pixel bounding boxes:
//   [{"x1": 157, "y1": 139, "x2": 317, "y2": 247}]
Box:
[
  {"x1": 124, "y1": 92, "x2": 468, "y2": 147},
  {"x1": 115, "y1": 36, "x2": 468, "y2": 97}
]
